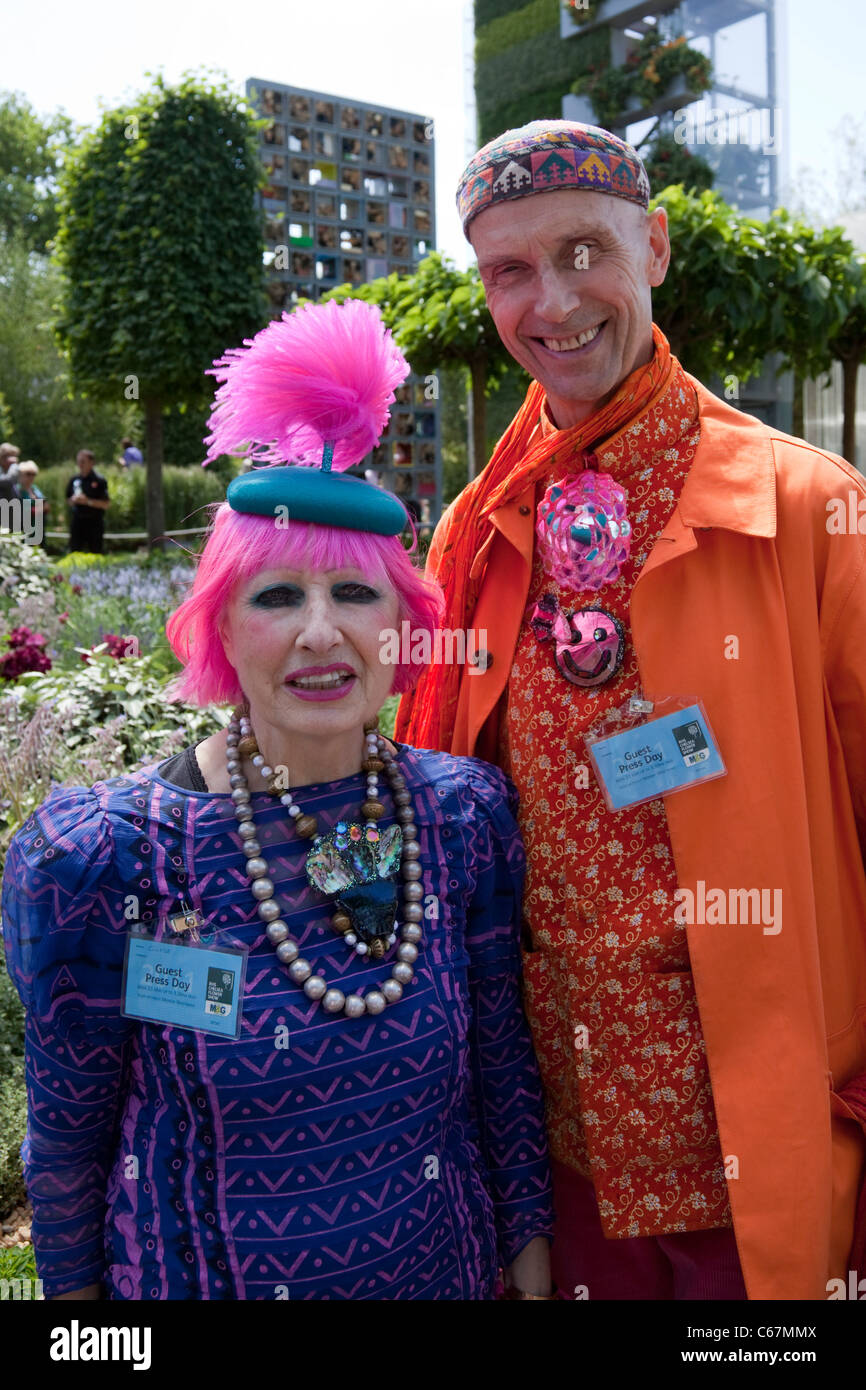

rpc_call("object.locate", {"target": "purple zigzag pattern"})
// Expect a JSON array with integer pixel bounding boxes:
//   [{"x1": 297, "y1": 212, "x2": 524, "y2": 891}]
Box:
[{"x1": 1, "y1": 748, "x2": 554, "y2": 1298}]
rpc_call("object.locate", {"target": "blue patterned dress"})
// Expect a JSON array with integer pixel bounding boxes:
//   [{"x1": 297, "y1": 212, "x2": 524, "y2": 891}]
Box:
[{"x1": 1, "y1": 745, "x2": 553, "y2": 1300}]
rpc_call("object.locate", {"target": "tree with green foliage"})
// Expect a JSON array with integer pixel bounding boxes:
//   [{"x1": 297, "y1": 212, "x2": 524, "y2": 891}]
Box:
[
  {"x1": 0, "y1": 91, "x2": 73, "y2": 252},
  {"x1": 0, "y1": 235, "x2": 136, "y2": 465},
  {"x1": 54, "y1": 73, "x2": 267, "y2": 545},
  {"x1": 323, "y1": 252, "x2": 516, "y2": 479}
]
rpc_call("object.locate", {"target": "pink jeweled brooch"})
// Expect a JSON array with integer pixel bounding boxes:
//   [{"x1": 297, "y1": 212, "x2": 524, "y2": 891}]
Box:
[{"x1": 536, "y1": 469, "x2": 632, "y2": 592}]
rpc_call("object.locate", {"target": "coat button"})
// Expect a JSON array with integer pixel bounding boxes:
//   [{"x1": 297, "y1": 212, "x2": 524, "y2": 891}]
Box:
[
  {"x1": 470, "y1": 649, "x2": 493, "y2": 670},
  {"x1": 518, "y1": 505, "x2": 530, "y2": 515}
]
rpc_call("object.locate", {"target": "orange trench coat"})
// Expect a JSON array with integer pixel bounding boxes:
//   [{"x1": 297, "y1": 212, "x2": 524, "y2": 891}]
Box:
[{"x1": 419, "y1": 379, "x2": 866, "y2": 1300}]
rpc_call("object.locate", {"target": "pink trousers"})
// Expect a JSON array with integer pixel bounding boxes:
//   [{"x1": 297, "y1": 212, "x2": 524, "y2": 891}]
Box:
[{"x1": 550, "y1": 1160, "x2": 748, "y2": 1301}]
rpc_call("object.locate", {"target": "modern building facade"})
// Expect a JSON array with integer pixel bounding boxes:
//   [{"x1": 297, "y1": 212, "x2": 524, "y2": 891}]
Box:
[{"x1": 246, "y1": 78, "x2": 442, "y2": 526}]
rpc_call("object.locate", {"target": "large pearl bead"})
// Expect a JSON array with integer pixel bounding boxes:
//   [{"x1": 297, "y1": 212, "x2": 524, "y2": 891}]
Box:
[
  {"x1": 404, "y1": 883, "x2": 423, "y2": 902},
  {"x1": 243, "y1": 840, "x2": 262, "y2": 857},
  {"x1": 403, "y1": 905, "x2": 423, "y2": 923},
  {"x1": 257, "y1": 899, "x2": 281, "y2": 922},
  {"x1": 394, "y1": 790, "x2": 411, "y2": 807},
  {"x1": 251, "y1": 877, "x2": 275, "y2": 900},
  {"x1": 322, "y1": 988, "x2": 345, "y2": 1013},
  {"x1": 229, "y1": 773, "x2": 245, "y2": 788},
  {"x1": 402, "y1": 841, "x2": 421, "y2": 860},
  {"x1": 382, "y1": 979, "x2": 403, "y2": 1004},
  {"x1": 239, "y1": 822, "x2": 258, "y2": 840},
  {"x1": 230, "y1": 787, "x2": 250, "y2": 805},
  {"x1": 266, "y1": 921, "x2": 289, "y2": 944},
  {"x1": 245, "y1": 858, "x2": 269, "y2": 878},
  {"x1": 397, "y1": 942, "x2": 419, "y2": 963},
  {"x1": 234, "y1": 805, "x2": 253, "y2": 822},
  {"x1": 303, "y1": 974, "x2": 327, "y2": 1000},
  {"x1": 288, "y1": 959, "x2": 312, "y2": 984},
  {"x1": 276, "y1": 939, "x2": 299, "y2": 964},
  {"x1": 402, "y1": 923, "x2": 423, "y2": 943},
  {"x1": 402, "y1": 862, "x2": 422, "y2": 882},
  {"x1": 392, "y1": 962, "x2": 414, "y2": 985},
  {"x1": 400, "y1": 823, "x2": 417, "y2": 840},
  {"x1": 344, "y1": 994, "x2": 366, "y2": 1018},
  {"x1": 364, "y1": 990, "x2": 387, "y2": 1015}
]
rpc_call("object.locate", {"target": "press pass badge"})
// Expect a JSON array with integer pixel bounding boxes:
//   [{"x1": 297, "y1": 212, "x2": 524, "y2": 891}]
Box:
[
  {"x1": 121, "y1": 930, "x2": 247, "y2": 1038},
  {"x1": 585, "y1": 696, "x2": 726, "y2": 813}
]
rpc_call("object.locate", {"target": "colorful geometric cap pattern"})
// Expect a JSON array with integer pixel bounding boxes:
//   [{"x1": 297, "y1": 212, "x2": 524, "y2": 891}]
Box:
[{"x1": 457, "y1": 120, "x2": 651, "y2": 232}]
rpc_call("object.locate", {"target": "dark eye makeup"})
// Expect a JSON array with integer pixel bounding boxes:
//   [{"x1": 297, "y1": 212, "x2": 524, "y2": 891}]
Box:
[{"x1": 248, "y1": 581, "x2": 381, "y2": 608}]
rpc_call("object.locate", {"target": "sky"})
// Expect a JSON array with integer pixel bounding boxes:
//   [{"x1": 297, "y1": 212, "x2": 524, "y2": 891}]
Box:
[{"x1": 1, "y1": 0, "x2": 864, "y2": 265}]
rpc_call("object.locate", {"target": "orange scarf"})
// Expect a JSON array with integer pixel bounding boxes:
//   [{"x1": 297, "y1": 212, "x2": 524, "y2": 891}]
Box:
[{"x1": 396, "y1": 324, "x2": 674, "y2": 751}]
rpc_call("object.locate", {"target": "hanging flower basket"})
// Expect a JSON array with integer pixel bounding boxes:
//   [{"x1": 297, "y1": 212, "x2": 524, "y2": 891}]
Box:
[{"x1": 573, "y1": 28, "x2": 713, "y2": 129}]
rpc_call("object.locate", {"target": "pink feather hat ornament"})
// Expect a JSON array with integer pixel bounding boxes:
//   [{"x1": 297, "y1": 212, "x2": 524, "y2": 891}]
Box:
[{"x1": 205, "y1": 298, "x2": 412, "y2": 535}]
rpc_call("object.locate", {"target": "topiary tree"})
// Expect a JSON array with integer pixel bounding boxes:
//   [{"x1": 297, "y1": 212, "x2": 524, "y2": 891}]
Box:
[
  {"x1": 0, "y1": 91, "x2": 74, "y2": 253},
  {"x1": 54, "y1": 72, "x2": 267, "y2": 545}
]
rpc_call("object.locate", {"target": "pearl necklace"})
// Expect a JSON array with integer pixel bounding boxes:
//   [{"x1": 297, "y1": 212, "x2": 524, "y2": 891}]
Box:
[{"x1": 226, "y1": 714, "x2": 423, "y2": 1017}]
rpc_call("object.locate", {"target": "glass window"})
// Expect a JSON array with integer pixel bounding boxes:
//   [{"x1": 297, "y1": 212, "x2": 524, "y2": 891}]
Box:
[
  {"x1": 264, "y1": 212, "x2": 286, "y2": 242},
  {"x1": 339, "y1": 226, "x2": 363, "y2": 251},
  {"x1": 291, "y1": 251, "x2": 314, "y2": 276},
  {"x1": 288, "y1": 282, "x2": 314, "y2": 305},
  {"x1": 342, "y1": 257, "x2": 364, "y2": 285},
  {"x1": 365, "y1": 140, "x2": 384, "y2": 165},
  {"x1": 316, "y1": 193, "x2": 337, "y2": 218},
  {"x1": 416, "y1": 412, "x2": 436, "y2": 438},
  {"x1": 339, "y1": 197, "x2": 361, "y2": 220},
  {"x1": 413, "y1": 120, "x2": 429, "y2": 144},
  {"x1": 394, "y1": 384, "x2": 412, "y2": 405},
  {"x1": 392, "y1": 262, "x2": 411, "y2": 275},
  {"x1": 314, "y1": 100, "x2": 335, "y2": 124},
  {"x1": 265, "y1": 154, "x2": 286, "y2": 179},
  {"x1": 365, "y1": 110, "x2": 384, "y2": 135},
  {"x1": 341, "y1": 167, "x2": 362, "y2": 192},
  {"x1": 418, "y1": 443, "x2": 436, "y2": 467},
  {"x1": 389, "y1": 203, "x2": 407, "y2": 229},
  {"x1": 317, "y1": 224, "x2": 338, "y2": 249},
  {"x1": 391, "y1": 234, "x2": 410, "y2": 259},
  {"x1": 414, "y1": 237, "x2": 429, "y2": 258},
  {"x1": 366, "y1": 256, "x2": 388, "y2": 279},
  {"x1": 413, "y1": 179, "x2": 430, "y2": 202},
  {"x1": 366, "y1": 230, "x2": 387, "y2": 255},
  {"x1": 416, "y1": 471, "x2": 436, "y2": 497},
  {"x1": 290, "y1": 221, "x2": 313, "y2": 245},
  {"x1": 261, "y1": 88, "x2": 283, "y2": 116},
  {"x1": 389, "y1": 470, "x2": 412, "y2": 498},
  {"x1": 266, "y1": 278, "x2": 289, "y2": 306},
  {"x1": 309, "y1": 160, "x2": 337, "y2": 187},
  {"x1": 394, "y1": 412, "x2": 414, "y2": 438},
  {"x1": 342, "y1": 136, "x2": 362, "y2": 161},
  {"x1": 390, "y1": 117, "x2": 407, "y2": 138},
  {"x1": 289, "y1": 96, "x2": 311, "y2": 121},
  {"x1": 364, "y1": 174, "x2": 387, "y2": 198},
  {"x1": 367, "y1": 199, "x2": 386, "y2": 224},
  {"x1": 315, "y1": 254, "x2": 338, "y2": 281},
  {"x1": 263, "y1": 122, "x2": 286, "y2": 146},
  {"x1": 413, "y1": 207, "x2": 431, "y2": 234},
  {"x1": 290, "y1": 158, "x2": 309, "y2": 182},
  {"x1": 388, "y1": 144, "x2": 409, "y2": 170},
  {"x1": 290, "y1": 189, "x2": 311, "y2": 215},
  {"x1": 315, "y1": 131, "x2": 336, "y2": 157},
  {"x1": 389, "y1": 176, "x2": 408, "y2": 198},
  {"x1": 413, "y1": 150, "x2": 430, "y2": 174},
  {"x1": 393, "y1": 441, "x2": 413, "y2": 466},
  {"x1": 288, "y1": 126, "x2": 311, "y2": 153},
  {"x1": 262, "y1": 181, "x2": 287, "y2": 203},
  {"x1": 341, "y1": 106, "x2": 361, "y2": 130}
]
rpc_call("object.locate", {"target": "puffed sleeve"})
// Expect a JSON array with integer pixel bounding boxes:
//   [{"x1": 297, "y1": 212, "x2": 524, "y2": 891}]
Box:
[
  {"x1": 463, "y1": 763, "x2": 555, "y2": 1265},
  {"x1": 1, "y1": 785, "x2": 134, "y2": 1297}
]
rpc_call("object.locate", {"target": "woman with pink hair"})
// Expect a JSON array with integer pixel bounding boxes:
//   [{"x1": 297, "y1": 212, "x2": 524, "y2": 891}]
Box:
[{"x1": 2, "y1": 300, "x2": 554, "y2": 1302}]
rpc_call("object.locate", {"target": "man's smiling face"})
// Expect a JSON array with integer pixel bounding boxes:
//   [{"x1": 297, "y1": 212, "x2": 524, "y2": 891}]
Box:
[{"x1": 471, "y1": 188, "x2": 670, "y2": 429}]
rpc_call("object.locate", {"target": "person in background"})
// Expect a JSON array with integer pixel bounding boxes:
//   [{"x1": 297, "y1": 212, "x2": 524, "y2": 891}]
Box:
[
  {"x1": 13, "y1": 461, "x2": 49, "y2": 544},
  {"x1": 118, "y1": 437, "x2": 144, "y2": 469},
  {"x1": 0, "y1": 442, "x2": 21, "y2": 502},
  {"x1": 66, "y1": 449, "x2": 110, "y2": 554}
]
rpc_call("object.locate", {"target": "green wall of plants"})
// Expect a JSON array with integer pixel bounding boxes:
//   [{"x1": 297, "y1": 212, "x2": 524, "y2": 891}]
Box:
[
  {"x1": 475, "y1": 7, "x2": 608, "y2": 145},
  {"x1": 476, "y1": 0, "x2": 528, "y2": 27}
]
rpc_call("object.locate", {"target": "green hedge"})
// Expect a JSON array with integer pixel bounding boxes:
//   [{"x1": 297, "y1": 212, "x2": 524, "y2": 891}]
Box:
[
  {"x1": 0, "y1": 957, "x2": 26, "y2": 1220},
  {"x1": 34, "y1": 464, "x2": 229, "y2": 541},
  {"x1": 476, "y1": 0, "x2": 558, "y2": 63},
  {"x1": 476, "y1": 0, "x2": 528, "y2": 26},
  {"x1": 476, "y1": 25, "x2": 608, "y2": 135}
]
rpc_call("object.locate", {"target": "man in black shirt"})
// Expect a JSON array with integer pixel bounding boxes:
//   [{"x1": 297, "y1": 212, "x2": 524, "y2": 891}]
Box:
[{"x1": 66, "y1": 449, "x2": 110, "y2": 553}]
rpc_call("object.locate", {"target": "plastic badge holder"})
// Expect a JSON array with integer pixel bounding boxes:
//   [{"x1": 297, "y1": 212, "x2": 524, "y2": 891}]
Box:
[
  {"x1": 584, "y1": 695, "x2": 727, "y2": 813},
  {"x1": 121, "y1": 928, "x2": 248, "y2": 1039}
]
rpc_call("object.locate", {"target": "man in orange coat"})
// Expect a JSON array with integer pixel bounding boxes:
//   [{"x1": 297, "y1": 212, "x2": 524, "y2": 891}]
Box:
[{"x1": 396, "y1": 121, "x2": 866, "y2": 1300}]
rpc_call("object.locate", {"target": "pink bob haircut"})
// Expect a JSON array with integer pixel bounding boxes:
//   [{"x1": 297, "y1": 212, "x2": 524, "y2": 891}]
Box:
[{"x1": 165, "y1": 501, "x2": 445, "y2": 707}]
